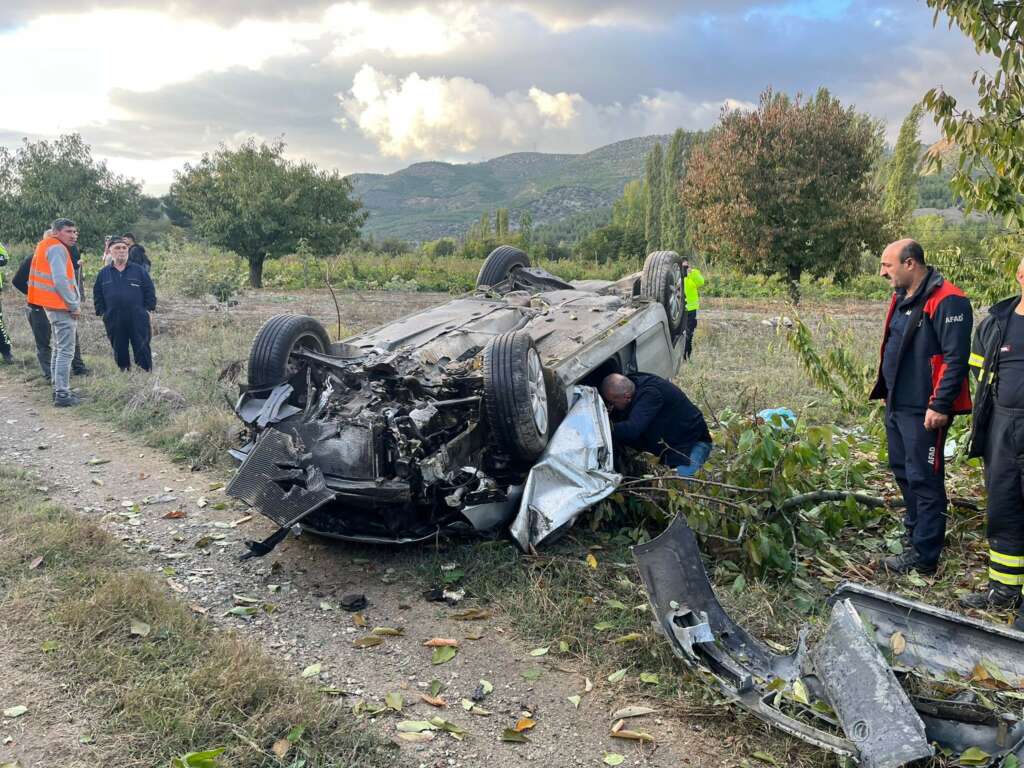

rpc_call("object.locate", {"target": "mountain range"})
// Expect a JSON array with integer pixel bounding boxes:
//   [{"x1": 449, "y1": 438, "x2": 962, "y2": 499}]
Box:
[{"x1": 347, "y1": 135, "x2": 668, "y2": 242}]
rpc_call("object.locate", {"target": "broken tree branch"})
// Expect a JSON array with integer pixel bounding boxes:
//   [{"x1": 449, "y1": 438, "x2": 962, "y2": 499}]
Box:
[{"x1": 776, "y1": 490, "x2": 888, "y2": 512}]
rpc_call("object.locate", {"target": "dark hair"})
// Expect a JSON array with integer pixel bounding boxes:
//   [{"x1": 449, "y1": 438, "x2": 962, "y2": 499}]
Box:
[
  {"x1": 122, "y1": 232, "x2": 136, "y2": 240},
  {"x1": 899, "y1": 240, "x2": 926, "y2": 265},
  {"x1": 52, "y1": 217, "x2": 76, "y2": 232}
]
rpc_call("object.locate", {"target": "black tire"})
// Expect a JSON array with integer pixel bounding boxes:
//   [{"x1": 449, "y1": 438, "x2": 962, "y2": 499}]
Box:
[
  {"x1": 641, "y1": 250, "x2": 685, "y2": 339},
  {"x1": 483, "y1": 330, "x2": 549, "y2": 462},
  {"x1": 247, "y1": 314, "x2": 331, "y2": 388},
  {"x1": 477, "y1": 245, "x2": 530, "y2": 288}
]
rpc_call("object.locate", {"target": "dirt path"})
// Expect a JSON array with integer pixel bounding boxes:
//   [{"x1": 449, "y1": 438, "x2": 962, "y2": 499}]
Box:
[{"x1": 0, "y1": 382, "x2": 732, "y2": 767}]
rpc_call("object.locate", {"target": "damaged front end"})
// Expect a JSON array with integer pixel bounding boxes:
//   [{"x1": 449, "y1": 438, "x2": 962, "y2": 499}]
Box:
[{"x1": 635, "y1": 516, "x2": 1024, "y2": 767}]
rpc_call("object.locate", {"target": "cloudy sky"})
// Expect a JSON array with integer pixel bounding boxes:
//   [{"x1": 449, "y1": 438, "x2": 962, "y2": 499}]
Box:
[{"x1": 0, "y1": 1, "x2": 986, "y2": 192}]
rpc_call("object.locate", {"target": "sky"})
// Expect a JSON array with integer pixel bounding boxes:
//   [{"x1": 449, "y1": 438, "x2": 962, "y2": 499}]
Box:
[{"x1": 0, "y1": 0, "x2": 988, "y2": 193}]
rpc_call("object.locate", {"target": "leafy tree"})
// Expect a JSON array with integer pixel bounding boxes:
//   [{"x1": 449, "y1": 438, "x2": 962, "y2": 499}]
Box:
[
  {"x1": 682, "y1": 88, "x2": 886, "y2": 303},
  {"x1": 171, "y1": 139, "x2": 365, "y2": 288},
  {"x1": 643, "y1": 142, "x2": 664, "y2": 253},
  {"x1": 661, "y1": 129, "x2": 689, "y2": 252},
  {"x1": 518, "y1": 211, "x2": 533, "y2": 245},
  {"x1": 575, "y1": 223, "x2": 645, "y2": 264},
  {"x1": 884, "y1": 104, "x2": 924, "y2": 232},
  {"x1": 0, "y1": 133, "x2": 141, "y2": 251},
  {"x1": 923, "y1": 1, "x2": 1024, "y2": 226},
  {"x1": 612, "y1": 179, "x2": 647, "y2": 245},
  {"x1": 495, "y1": 208, "x2": 509, "y2": 238},
  {"x1": 160, "y1": 192, "x2": 193, "y2": 229}
]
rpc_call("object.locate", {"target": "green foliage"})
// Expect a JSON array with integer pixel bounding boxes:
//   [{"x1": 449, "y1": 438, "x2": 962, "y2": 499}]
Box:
[
  {"x1": 149, "y1": 237, "x2": 246, "y2": 303},
  {"x1": 884, "y1": 104, "x2": 924, "y2": 231},
  {"x1": 924, "y1": 1, "x2": 1024, "y2": 227},
  {"x1": 574, "y1": 223, "x2": 646, "y2": 264},
  {"x1": 682, "y1": 88, "x2": 887, "y2": 303},
  {"x1": 0, "y1": 133, "x2": 141, "y2": 252},
  {"x1": 170, "y1": 138, "x2": 365, "y2": 288},
  {"x1": 643, "y1": 142, "x2": 664, "y2": 252}
]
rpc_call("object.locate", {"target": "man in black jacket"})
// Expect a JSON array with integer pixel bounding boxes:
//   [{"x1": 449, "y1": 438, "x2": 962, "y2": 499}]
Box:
[
  {"x1": 93, "y1": 237, "x2": 156, "y2": 371},
  {"x1": 960, "y1": 258, "x2": 1024, "y2": 628},
  {"x1": 870, "y1": 239, "x2": 973, "y2": 576},
  {"x1": 600, "y1": 372, "x2": 712, "y2": 476},
  {"x1": 122, "y1": 233, "x2": 151, "y2": 274}
]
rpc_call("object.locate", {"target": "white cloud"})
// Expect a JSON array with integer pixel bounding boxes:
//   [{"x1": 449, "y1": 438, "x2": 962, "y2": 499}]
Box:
[
  {"x1": 340, "y1": 65, "x2": 753, "y2": 159},
  {"x1": 324, "y1": 2, "x2": 484, "y2": 59},
  {"x1": 0, "y1": 10, "x2": 318, "y2": 135}
]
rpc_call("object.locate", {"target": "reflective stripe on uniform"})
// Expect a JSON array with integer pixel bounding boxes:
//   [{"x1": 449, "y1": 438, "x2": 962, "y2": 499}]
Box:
[
  {"x1": 990, "y1": 550, "x2": 1024, "y2": 568},
  {"x1": 989, "y1": 567, "x2": 1024, "y2": 586},
  {"x1": 969, "y1": 352, "x2": 985, "y2": 367}
]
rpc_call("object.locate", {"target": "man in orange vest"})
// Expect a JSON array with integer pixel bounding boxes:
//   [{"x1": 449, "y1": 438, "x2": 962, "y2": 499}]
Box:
[{"x1": 27, "y1": 218, "x2": 83, "y2": 407}]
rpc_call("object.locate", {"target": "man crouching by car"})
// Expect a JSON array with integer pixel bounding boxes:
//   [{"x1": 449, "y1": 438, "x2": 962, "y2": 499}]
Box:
[{"x1": 600, "y1": 372, "x2": 712, "y2": 477}]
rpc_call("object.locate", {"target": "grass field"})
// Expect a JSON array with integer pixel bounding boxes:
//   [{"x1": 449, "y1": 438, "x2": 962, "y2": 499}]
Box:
[{"x1": 0, "y1": 284, "x2": 1000, "y2": 767}]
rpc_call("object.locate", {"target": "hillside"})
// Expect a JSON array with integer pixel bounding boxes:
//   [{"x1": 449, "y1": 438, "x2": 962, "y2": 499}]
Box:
[{"x1": 347, "y1": 135, "x2": 669, "y2": 241}]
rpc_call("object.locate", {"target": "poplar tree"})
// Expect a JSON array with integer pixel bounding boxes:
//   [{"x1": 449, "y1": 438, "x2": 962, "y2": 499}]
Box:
[
  {"x1": 883, "y1": 104, "x2": 923, "y2": 232},
  {"x1": 643, "y1": 142, "x2": 664, "y2": 253}
]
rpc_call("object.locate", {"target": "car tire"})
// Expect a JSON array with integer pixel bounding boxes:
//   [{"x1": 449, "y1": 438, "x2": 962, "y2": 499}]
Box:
[
  {"x1": 477, "y1": 245, "x2": 530, "y2": 288},
  {"x1": 247, "y1": 314, "x2": 331, "y2": 388},
  {"x1": 483, "y1": 330, "x2": 549, "y2": 462},
  {"x1": 641, "y1": 250, "x2": 685, "y2": 339}
]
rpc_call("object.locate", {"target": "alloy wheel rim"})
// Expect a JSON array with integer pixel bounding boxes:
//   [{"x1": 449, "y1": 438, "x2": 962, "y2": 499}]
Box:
[{"x1": 527, "y1": 348, "x2": 549, "y2": 436}]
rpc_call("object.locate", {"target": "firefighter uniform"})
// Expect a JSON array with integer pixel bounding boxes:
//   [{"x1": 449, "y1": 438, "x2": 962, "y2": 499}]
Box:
[
  {"x1": 964, "y1": 296, "x2": 1024, "y2": 623},
  {"x1": 93, "y1": 261, "x2": 156, "y2": 371}
]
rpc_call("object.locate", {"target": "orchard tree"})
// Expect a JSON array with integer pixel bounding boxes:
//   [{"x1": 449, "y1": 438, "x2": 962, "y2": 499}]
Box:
[
  {"x1": 682, "y1": 88, "x2": 886, "y2": 303},
  {"x1": 884, "y1": 104, "x2": 924, "y2": 232},
  {"x1": 0, "y1": 134, "x2": 141, "y2": 251},
  {"x1": 171, "y1": 139, "x2": 365, "y2": 288}
]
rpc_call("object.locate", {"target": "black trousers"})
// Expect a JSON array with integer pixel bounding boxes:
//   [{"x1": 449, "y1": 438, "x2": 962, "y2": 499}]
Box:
[
  {"x1": 103, "y1": 309, "x2": 152, "y2": 371},
  {"x1": 0, "y1": 296, "x2": 10, "y2": 356},
  {"x1": 25, "y1": 305, "x2": 84, "y2": 378},
  {"x1": 684, "y1": 310, "x2": 698, "y2": 360},
  {"x1": 983, "y1": 405, "x2": 1024, "y2": 587},
  {"x1": 885, "y1": 407, "x2": 949, "y2": 565}
]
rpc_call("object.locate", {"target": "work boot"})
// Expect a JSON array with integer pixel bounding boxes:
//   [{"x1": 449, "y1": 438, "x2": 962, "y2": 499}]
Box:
[
  {"x1": 1014, "y1": 611, "x2": 1024, "y2": 633},
  {"x1": 72, "y1": 363, "x2": 91, "y2": 376},
  {"x1": 878, "y1": 549, "x2": 937, "y2": 576},
  {"x1": 53, "y1": 390, "x2": 81, "y2": 408},
  {"x1": 958, "y1": 581, "x2": 1022, "y2": 610}
]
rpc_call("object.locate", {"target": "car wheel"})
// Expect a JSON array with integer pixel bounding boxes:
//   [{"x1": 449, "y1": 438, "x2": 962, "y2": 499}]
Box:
[
  {"x1": 641, "y1": 250, "x2": 685, "y2": 339},
  {"x1": 247, "y1": 314, "x2": 331, "y2": 388},
  {"x1": 477, "y1": 245, "x2": 530, "y2": 288},
  {"x1": 483, "y1": 330, "x2": 549, "y2": 462}
]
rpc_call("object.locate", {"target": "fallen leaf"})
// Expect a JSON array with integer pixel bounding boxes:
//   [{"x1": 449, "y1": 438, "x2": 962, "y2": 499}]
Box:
[
  {"x1": 529, "y1": 646, "x2": 549, "y2": 657},
  {"x1": 231, "y1": 515, "x2": 252, "y2": 526},
  {"x1": 372, "y1": 626, "x2": 404, "y2": 636},
  {"x1": 513, "y1": 718, "x2": 536, "y2": 732},
  {"x1": 319, "y1": 601, "x2": 333, "y2": 611},
  {"x1": 607, "y1": 668, "x2": 628, "y2": 683},
  {"x1": 429, "y1": 716, "x2": 468, "y2": 740},
  {"x1": 423, "y1": 638, "x2": 458, "y2": 647},
  {"x1": 3, "y1": 706, "x2": 28, "y2": 718},
  {"x1": 639, "y1": 672, "x2": 659, "y2": 685},
  {"x1": 232, "y1": 594, "x2": 259, "y2": 605},
  {"x1": 612, "y1": 633, "x2": 642, "y2": 644},
  {"x1": 397, "y1": 731, "x2": 434, "y2": 743},
  {"x1": 605, "y1": 599, "x2": 628, "y2": 610},
  {"x1": 604, "y1": 754, "x2": 625, "y2": 766},
  {"x1": 521, "y1": 668, "x2": 542, "y2": 682},
  {"x1": 594, "y1": 621, "x2": 615, "y2": 631},
  {"x1": 500, "y1": 728, "x2": 529, "y2": 743},
  {"x1": 162, "y1": 509, "x2": 186, "y2": 519},
  {"x1": 586, "y1": 553, "x2": 598, "y2": 570},
  {"x1": 352, "y1": 613, "x2": 367, "y2": 627},
  {"x1": 460, "y1": 699, "x2": 491, "y2": 716},
  {"x1": 301, "y1": 663, "x2": 322, "y2": 678},
  {"x1": 431, "y1": 645, "x2": 457, "y2": 665},
  {"x1": 567, "y1": 695, "x2": 581, "y2": 709},
  {"x1": 28, "y1": 556, "x2": 43, "y2": 570},
  {"x1": 751, "y1": 751, "x2": 781, "y2": 766},
  {"x1": 385, "y1": 692, "x2": 404, "y2": 712},
  {"x1": 452, "y1": 608, "x2": 491, "y2": 620},
  {"x1": 271, "y1": 739, "x2": 290, "y2": 759},
  {"x1": 558, "y1": 640, "x2": 570, "y2": 653},
  {"x1": 890, "y1": 631, "x2": 906, "y2": 656},
  {"x1": 396, "y1": 720, "x2": 437, "y2": 733},
  {"x1": 419, "y1": 693, "x2": 447, "y2": 708},
  {"x1": 585, "y1": 677, "x2": 594, "y2": 692},
  {"x1": 612, "y1": 706, "x2": 657, "y2": 719},
  {"x1": 40, "y1": 640, "x2": 60, "y2": 652},
  {"x1": 907, "y1": 572, "x2": 927, "y2": 588},
  {"x1": 479, "y1": 679, "x2": 493, "y2": 695},
  {"x1": 429, "y1": 679, "x2": 445, "y2": 697},
  {"x1": 611, "y1": 728, "x2": 654, "y2": 742},
  {"x1": 464, "y1": 629, "x2": 485, "y2": 641},
  {"x1": 353, "y1": 636, "x2": 383, "y2": 649},
  {"x1": 225, "y1": 606, "x2": 258, "y2": 618},
  {"x1": 791, "y1": 679, "x2": 810, "y2": 706},
  {"x1": 129, "y1": 619, "x2": 151, "y2": 637}
]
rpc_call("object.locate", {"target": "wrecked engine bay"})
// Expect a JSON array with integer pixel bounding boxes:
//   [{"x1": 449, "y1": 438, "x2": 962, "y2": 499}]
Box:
[{"x1": 636, "y1": 516, "x2": 1024, "y2": 767}]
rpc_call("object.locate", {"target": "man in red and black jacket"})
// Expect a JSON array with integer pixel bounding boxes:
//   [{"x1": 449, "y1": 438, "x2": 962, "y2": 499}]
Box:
[{"x1": 870, "y1": 238, "x2": 972, "y2": 575}]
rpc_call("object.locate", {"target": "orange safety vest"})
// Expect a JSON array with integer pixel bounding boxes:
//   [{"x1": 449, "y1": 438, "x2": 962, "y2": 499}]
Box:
[{"x1": 27, "y1": 237, "x2": 76, "y2": 310}]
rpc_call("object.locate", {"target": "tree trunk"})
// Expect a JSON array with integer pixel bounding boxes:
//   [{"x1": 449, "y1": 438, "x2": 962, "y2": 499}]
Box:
[
  {"x1": 248, "y1": 254, "x2": 265, "y2": 289},
  {"x1": 786, "y1": 264, "x2": 801, "y2": 306}
]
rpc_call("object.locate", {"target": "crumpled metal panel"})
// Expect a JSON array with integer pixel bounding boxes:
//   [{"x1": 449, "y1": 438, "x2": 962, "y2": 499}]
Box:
[
  {"x1": 510, "y1": 386, "x2": 621, "y2": 550},
  {"x1": 811, "y1": 600, "x2": 933, "y2": 768}
]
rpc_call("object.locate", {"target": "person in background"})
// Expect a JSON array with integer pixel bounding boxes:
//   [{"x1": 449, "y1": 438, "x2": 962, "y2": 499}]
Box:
[
  {"x1": 600, "y1": 371, "x2": 712, "y2": 477},
  {"x1": 870, "y1": 238, "x2": 973, "y2": 576},
  {"x1": 122, "y1": 233, "x2": 151, "y2": 274},
  {"x1": 959, "y1": 256, "x2": 1024, "y2": 631},
  {"x1": 28, "y1": 218, "x2": 82, "y2": 406},
  {"x1": 681, "y1": 255, "x2": 704, "y2": 361},
  {"x1": 102, "y1": 235, "x2": 113, "y2": 266},
  {"x1": 0, "y1": 242, "x2": 12, "y2": 363},
  {"x1": 93, "y1": 237, "x2": 156, "y2": 371}
]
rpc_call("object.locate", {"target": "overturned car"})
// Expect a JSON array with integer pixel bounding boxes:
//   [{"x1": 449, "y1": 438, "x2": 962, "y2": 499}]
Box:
[{"x1": 226, "y1": 246, "x2": 688, "y2": 550}]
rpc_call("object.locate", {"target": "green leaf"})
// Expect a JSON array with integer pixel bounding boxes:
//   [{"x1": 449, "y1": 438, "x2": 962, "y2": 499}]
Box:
[
  {"x1": 558, "y1": 640, "x2": 570, "y2": 653},
  {"x1": 521, "y1": 668, "x2": 543, "y2": 681},
  {"x1": 431, "y1": 645, "x2": 457, "y2": 665},
  {"x1": 731, "y1": 573, "x2": 747, "y2": 594},
  {"x1": 605, "y1": 599, "x2": 628, "y2": 610},
  {"x1": 500, "y1": 728, "x2": 529, "y2": 743},
  {"x1": 594, "y1": 621, "x2": 615, "y2": 631},
  {"x1": 40, "y1": 640, "x2": 60, "y2": 652},
  {"x1": 169, "y1": 749, "x2": 225, "y2": 768},
  {"x1": 396, "y1": 720, "x2": 437, "y2": 733},
  {"x1": 286, "y1": 724, "x2": 305, "y2": 743},
  {"x1": 567, "y1": 694, "x2": 581, "y2": 709},
  {"x1": 639, "y1": 672, "x2": 659, "y2": 685},
  {"x1": 607, "y1": 668, "x2": 628, "y2": 683},
  {"x1": 385, "y1": 692, "x2": 404, "y2": 712},
  {"x1": 429, "y1": 679, "x2": 445, "y2": 697},
  {"x1": 479, "y1": 679, "x2": 493, "y2": 695},
  {"x1": 3, "y1": 705, "x2": 28, "y2": 718},
  {"x1": 129, "y1": 619, "x2": 151, "y2": 637},
  {"x1": 958, "y1": 747, "x2": 991, "y2": 765},
  {"x1": 300, "y1": 663, "x2": 322, "y2": 678},
  {"x1": 603, "y1": 754, "x2": 625, "y2": 766},
  {"x1": 529, "y1": 646, "x2": 549, "y2": 657},
  {"x1": 751, "y1": 751, "x2": 781, "y2": 766}
]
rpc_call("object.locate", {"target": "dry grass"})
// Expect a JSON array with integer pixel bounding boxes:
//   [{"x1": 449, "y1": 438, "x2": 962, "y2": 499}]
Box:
[{"x1": 0, "y1": 469, "x2": 397, "y2": 768}]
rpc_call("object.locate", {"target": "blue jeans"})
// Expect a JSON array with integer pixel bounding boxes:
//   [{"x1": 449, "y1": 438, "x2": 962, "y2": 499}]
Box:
[
  {"x1": 44, "y1": 309, "x2": 77, "y2": 394},
  {"x1": 675, "y1": 441, "x2": 712, "y2": 477}
]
